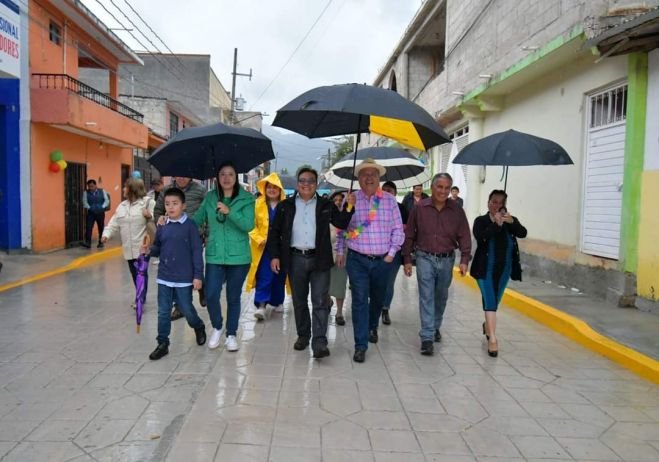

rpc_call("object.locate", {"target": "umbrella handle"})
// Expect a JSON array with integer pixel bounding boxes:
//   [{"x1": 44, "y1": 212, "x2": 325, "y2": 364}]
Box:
[{"x1": 347, "y1": 115, "x2": 362, "y2": 210}]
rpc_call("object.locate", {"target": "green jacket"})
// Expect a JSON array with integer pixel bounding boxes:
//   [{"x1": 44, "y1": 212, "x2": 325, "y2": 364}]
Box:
[{"x1": 193, "y1": 187, "x2": 255, "y2": 265}]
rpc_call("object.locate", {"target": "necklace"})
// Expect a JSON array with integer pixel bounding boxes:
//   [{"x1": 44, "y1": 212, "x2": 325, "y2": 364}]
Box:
[{"x1": 339, "y1": 189, "x2": 383, "y2": 240}]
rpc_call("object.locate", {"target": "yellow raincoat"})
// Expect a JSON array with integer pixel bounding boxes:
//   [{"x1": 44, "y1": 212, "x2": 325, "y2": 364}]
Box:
[{"x1": 245, "y1": 173, "x2": 289, "y2": 292}]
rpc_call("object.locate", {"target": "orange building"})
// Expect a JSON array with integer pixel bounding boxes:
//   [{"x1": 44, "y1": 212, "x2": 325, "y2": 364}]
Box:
[{"x1": 28, "y1": 0, "x2": 147, "y2": 251}]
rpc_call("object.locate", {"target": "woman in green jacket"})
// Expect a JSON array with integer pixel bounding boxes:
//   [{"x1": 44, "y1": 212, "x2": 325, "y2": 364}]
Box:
[{"x1": 194, "y1": 163, "x2": 255, "y2": 352}]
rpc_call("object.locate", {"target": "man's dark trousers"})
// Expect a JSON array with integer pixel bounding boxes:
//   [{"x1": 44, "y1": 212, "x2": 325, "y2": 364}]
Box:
[
  {"x1": 85, "y1": 210, "x2": 105, "y2": 245},
  {"x1": 346, "y1": 252, "x2": 392, "y2": 350},
  {"x1": 288, "y1": 253, "x2": 331, "y2": 350}
]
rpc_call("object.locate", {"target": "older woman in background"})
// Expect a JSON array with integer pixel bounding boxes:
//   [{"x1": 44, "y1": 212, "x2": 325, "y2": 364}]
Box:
[{"x1": 102, "y1": 178, "x2": 156, "y2": 307}]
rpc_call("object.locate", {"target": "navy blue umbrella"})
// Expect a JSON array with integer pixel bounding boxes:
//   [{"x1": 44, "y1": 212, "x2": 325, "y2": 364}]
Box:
[
  {"x1": 148, "y1": 123, "x2": 274, "y2": 179},
  {"x1": 452, "y1": 129, "x2": 573, "y2": 190}
]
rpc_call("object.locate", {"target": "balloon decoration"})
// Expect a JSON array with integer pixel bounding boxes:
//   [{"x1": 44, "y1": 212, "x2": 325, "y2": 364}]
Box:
[{"x1": 49, "y1": 150, "x2": 67, "y2": 173}]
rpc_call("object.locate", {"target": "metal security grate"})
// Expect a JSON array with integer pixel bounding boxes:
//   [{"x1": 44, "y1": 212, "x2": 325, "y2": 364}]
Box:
[{"x1": 590, "y1": 84, "x2": 627, "y2": 128}]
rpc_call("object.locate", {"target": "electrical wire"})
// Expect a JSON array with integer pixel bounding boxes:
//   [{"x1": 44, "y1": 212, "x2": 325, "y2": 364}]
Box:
[
  {"x1": 250, "y1": 0, "x2": 333, "y2": 109},
  {"x1": 121, "y1": 0, "x2": 190, "y2": 75},
  {"x1": 93, "y1": 0, "x2": 184, "y2": 82}
]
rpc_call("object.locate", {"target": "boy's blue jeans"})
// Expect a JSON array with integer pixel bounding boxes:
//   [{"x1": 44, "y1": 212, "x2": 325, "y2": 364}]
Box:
[
  {"x1": 205, "y1": 263, "x2": 250, "y2": 336},
  {"x1": 157, "y1": 284, "x2": 204, "y2": 346}
]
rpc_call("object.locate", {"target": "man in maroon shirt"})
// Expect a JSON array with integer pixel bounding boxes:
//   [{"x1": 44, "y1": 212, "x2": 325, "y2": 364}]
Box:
[{"x1": 402, "y1": 173, "x2": 472, "y2": 356}]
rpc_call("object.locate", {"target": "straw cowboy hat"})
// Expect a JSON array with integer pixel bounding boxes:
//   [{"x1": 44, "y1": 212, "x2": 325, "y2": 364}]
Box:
[{"x1": 354, "y1": 158, "x2": 386, "y2": 177}]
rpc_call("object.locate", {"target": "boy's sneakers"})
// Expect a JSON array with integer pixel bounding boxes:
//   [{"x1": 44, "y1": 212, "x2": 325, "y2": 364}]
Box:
[
  {"x1": 149, "y1": 343, "x2": 169, "y2": 360},
  {"x1": 194, "y1": 325, "x2": 206, "y2": 346},
  {"x1": 254, "y1": 307, "x2": 266, "y2": 321},
  {"x1": 208, "y1": 328, "x2": 223, "y2": 350},
  {"x1": 273, "y1": 304, "x2": 285, "y2": 313},
  {"x1": 225, "y1": 335, "x2": 239, "y2": 352}
]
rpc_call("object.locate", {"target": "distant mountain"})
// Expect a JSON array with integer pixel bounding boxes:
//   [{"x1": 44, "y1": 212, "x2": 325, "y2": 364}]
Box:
[{"x1": 262, "y1": 125, "x2": 335, "y2": 175}]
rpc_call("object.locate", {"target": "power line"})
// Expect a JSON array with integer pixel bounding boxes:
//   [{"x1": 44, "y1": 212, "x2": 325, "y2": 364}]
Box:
[
  {"x1": 250, "y1": 0, "x2": 333, "y2": 109},
  {"x1": 121, "y1": 0, "x2": 189, "y2": 75},
  {"x1": 93, "y1": 0, "x2": 184, "y2": 82},
  {"x1": 16, "y1": 0, "x2": 220, "y2": 120},
  {"x1": 103, "y1": 0, "x2": 221, "y2": 109}
]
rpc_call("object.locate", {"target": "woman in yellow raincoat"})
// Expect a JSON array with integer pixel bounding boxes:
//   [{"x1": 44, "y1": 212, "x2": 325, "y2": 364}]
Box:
[{"x1": 246, "y1": 173, "x2": 287, "y2": 320}]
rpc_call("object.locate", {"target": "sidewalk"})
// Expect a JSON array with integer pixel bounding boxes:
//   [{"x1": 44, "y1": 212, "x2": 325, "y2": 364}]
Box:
[
  {"x1": 508, "y1": 276, "x2": 659, "y2": 361},
  {"x1": 0, "y1": 244, "x2": 121, "y2": 290}
]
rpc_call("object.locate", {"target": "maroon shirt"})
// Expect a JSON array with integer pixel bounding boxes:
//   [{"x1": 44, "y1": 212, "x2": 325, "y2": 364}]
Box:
[{"x1": 402, "y1": 197, "x2": 472, "y2": 265}]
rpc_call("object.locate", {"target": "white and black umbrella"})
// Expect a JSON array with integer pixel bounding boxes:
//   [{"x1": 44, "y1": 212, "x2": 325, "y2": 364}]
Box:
[{"x1": 325, "y1": 146, "x2": 430, "y2": 189}]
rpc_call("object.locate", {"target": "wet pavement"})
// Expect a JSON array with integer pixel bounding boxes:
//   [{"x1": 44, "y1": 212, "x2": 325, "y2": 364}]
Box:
[{"x1": 0, "y1": 256, "x2": 658, "y2": 461}]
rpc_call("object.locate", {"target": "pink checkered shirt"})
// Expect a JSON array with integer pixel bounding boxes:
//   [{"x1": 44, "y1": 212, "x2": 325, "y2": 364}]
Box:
[{"x1": 336, "y1": 190, "x2": 404, "y2": 257}]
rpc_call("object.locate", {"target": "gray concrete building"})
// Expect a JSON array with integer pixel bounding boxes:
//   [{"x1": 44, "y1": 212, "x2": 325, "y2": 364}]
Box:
[{"x1": 369, "y1": 0, "x2": 659, "y2": 310}]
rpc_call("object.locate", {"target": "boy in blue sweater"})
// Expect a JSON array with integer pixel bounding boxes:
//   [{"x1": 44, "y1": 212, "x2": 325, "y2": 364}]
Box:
[{"x1": 142, "y1": 188, "x2": 206, "y2": 360}]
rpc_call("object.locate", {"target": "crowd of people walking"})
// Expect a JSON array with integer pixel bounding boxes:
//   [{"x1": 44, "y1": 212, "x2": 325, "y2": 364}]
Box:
[{"x1": 91, "y1": 158, "x2": 526, "y2": 363}]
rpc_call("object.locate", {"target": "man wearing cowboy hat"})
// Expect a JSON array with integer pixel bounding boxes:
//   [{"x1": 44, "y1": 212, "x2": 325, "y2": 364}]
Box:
[{"x1": 336, "y1": 158, "x2": 404, "y2": 363}]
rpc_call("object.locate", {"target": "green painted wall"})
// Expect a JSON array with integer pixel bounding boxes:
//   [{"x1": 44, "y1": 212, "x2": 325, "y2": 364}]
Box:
[{"x1": 620, "y1": 52, "x2": 648, "y2": 273}]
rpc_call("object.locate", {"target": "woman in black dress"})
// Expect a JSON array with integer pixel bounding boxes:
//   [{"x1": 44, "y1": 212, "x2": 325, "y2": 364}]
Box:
[{"x1": 470, "y1": 190, "x2": 527, "y2": 357}]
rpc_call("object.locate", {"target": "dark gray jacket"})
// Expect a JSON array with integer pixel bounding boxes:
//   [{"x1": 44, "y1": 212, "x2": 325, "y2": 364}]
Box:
[{"x1": 154, "y1": 181, "x2": 208, "y2": 222}]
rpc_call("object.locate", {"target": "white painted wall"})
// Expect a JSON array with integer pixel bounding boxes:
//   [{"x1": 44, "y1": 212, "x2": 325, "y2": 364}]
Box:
[
  {"x1": 645, "y1": 49, "x2": 659, "y2": 171},
  {"x1": 469, "y1": 54, "x2": 627, "y2": 247}
]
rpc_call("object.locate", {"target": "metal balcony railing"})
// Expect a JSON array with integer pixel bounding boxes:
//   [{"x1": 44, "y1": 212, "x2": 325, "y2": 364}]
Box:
[{"x1": 32, "y1": 73, "x2": 144, "y2": 123}]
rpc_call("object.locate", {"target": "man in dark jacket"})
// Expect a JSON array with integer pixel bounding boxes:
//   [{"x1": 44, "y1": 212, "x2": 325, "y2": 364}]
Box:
[
  {"x1": 401, "y1": 184, "x2": 429, "y2": 217},
  {"x1": 268, "y1": 167, "x2": 354, "y2": 359},
  {"x1": 82, "y1": 179, "x2": 109, "y2": 249}
]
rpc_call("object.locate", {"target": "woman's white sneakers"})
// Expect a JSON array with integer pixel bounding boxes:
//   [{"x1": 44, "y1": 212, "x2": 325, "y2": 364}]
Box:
[
  {"x1": 208, "y1": 328, "x2": 223, "y2": 349},
  {"x1": 225, "y1": 335, "x2": 239, "y2": 352},
  {"x1": 254, "y1": 307, "x2": 266, "y2": 321},
  {"x1": 208, "y1": 328, "x2": 239, "y2": 352}
]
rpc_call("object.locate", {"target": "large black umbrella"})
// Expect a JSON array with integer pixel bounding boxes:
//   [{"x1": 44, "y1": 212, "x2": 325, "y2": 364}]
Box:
[
  {"x1": 452, "y1": 129, "x2": 573, "y2": 190},
  {"x1": 148, "y1": 122, "x2": 274, "y2": 179},
  {"x1": 273, "y1": 84, "x2": 449, "y2": 189},
  {"x1": 325, "y1": 146, "x2": 430, "y2": 189}
]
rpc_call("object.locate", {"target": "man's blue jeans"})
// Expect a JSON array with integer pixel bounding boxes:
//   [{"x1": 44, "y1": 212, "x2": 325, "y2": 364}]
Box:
[
  {"x1": 415, "y1": 251, "x2": 454, "y2": 342},
  {"x1": 205, "y1": 263, "x2": 250, "y2": 336},
  {"x1": 346, "y1": 252, "x2": 393, "y2": 350},
  {"x1": 157, "y1": 284, "x2": 204, "y2": 346}
]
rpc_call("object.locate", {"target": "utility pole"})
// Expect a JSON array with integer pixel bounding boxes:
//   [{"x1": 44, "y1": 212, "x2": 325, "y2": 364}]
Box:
[{"x1": 230, "y1": 48, "x2": 253, "y2": 125}]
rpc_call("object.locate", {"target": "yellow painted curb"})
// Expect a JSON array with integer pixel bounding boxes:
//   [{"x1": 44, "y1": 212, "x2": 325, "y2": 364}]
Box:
[
  {"x1": 0, "y1": 247, "x2": 123, "y2": 293},
  {"x1": 454, "y1": 268, "x2": 659, "y2": 385}
]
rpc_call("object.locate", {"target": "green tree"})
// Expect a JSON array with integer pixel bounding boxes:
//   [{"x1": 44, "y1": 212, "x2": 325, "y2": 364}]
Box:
[{"x1": 332, "y1": 135, "x2": 355, "y2": 163}]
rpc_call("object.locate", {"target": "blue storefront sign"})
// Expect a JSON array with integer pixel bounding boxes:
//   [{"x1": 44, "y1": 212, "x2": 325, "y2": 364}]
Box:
[{"x1": 0, "y1": 0, "x2": 21, "y2": 250}]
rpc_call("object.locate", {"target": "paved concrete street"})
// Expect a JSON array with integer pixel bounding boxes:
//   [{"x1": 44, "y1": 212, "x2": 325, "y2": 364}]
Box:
[{"x1": 1, "y1": 256, "x2": 658, "y2": 461}]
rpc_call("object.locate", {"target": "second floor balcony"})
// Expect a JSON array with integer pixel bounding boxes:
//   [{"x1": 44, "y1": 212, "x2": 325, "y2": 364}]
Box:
[{"x1": 31, "y1": 73, "x2": 148, "y2": 149}]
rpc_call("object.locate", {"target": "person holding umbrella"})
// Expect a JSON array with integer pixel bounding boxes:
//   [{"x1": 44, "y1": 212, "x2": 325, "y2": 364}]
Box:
[
  {"x1": 402, "y1": 173, "x2": 471, "y2": 356},
  {"x1": 328, "y1": 191, "x2": 349, "y2": 326},
  {"x1": 336, "y1": 159, "x2": 404, "y2": 363},
  {"x1": 193, "y1": 163, "x2": 255, "y2": 352},
  {"x1": 380, "y1": 181, "x2": 408, "y2": 326},
  {"x1": 245, "y1": 173, "x2": 287, "y2": 320},
  {"x1": 142, "y1": 188, "x2": 206, "y2": 360},
  {"x1": 470, "y1": 190, "x2": 527, "y2": 357},
  {"x1": 267, "y1": 167, "x2": 354, "y2": 359}
]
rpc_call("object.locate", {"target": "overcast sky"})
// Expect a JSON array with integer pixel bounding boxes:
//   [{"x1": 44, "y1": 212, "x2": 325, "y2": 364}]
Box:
[
  {"x1": 83, "y1": 0, "x2": 420, "y2": 122},
  {"x1": 82, "y1": 0, "x2": 421, "y2": 171}
]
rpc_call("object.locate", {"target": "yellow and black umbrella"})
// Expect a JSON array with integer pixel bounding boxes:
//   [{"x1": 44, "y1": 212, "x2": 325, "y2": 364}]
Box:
[{"x1": 272, "y1": 84, "x2": 449, "y2": 151}]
